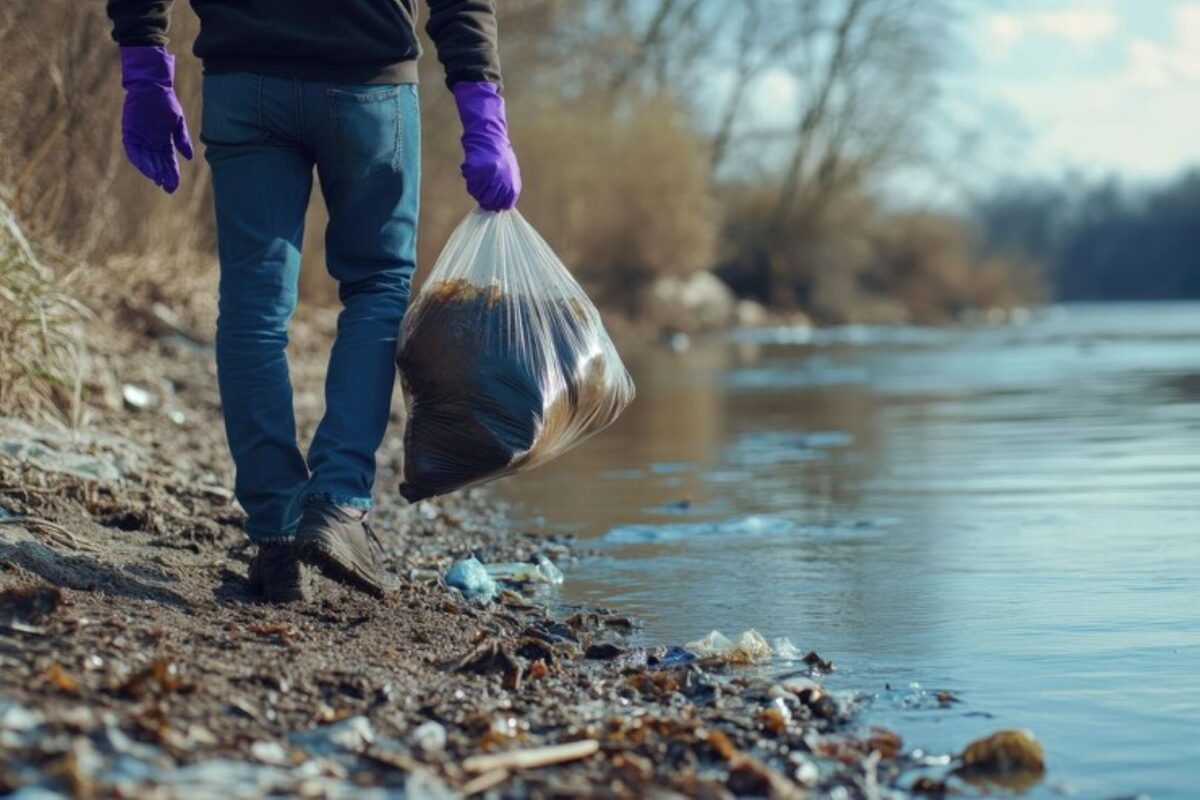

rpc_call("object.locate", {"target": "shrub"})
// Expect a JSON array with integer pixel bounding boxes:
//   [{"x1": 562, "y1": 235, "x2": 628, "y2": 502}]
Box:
[{"x1": 0, "y1": 200, "x2": 88, "y2": 423}]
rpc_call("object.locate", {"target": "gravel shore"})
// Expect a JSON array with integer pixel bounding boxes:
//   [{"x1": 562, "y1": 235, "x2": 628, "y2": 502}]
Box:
[{"x1": 0, "y1": 308, "x2": 1036, "y2": 798}]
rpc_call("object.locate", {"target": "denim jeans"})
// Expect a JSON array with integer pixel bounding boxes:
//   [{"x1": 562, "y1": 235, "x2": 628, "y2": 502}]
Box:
[{"x1": 200, "y1": 73, "x2": 419, "y2": 541}]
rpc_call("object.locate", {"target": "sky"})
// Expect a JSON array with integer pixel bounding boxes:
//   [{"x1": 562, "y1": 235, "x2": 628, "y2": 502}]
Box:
[{"x1": 955, "y1": 0, "x2": 1200, "y2": 183}]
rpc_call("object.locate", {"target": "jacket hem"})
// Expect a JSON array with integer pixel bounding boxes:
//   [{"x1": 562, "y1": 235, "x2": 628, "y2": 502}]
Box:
[{"x1": 202, "y1": 56, "x2": 418, "y2": 85}]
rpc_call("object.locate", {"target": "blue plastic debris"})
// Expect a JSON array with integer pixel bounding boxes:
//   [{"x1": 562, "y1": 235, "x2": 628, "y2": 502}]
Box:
[
  {"x1": 652, "y1": 646, "x2": 697, "y2": 669},
  {"x1": 445, "y1": 556, "x2": 499, "y2": 601}
]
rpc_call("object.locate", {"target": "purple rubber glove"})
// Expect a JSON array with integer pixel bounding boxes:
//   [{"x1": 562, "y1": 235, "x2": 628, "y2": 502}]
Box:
[
  {"x1": 452, "y1": 82, "x2": 521, "y2": 211},
  {"x1": 119, "y1": 46, "x2": 193, "y2": 194}
]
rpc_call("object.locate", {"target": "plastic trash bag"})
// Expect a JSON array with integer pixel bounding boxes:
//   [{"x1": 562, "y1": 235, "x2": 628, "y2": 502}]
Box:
[{"x1": 397, "y1": 209, "x2": 635, "y2": 502}]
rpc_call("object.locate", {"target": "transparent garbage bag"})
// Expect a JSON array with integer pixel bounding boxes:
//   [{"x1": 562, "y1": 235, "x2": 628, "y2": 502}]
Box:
[{"x1": 397, "y1": 209, "x2": 635, "y2": 502}]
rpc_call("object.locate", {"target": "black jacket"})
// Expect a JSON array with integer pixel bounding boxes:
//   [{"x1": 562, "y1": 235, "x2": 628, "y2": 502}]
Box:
[{"x1": 106, "y1": 0, "x2": 501, "y2": 87}]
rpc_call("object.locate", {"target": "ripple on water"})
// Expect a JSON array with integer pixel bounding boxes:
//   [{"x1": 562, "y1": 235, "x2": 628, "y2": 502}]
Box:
[
  {"x1": 725, "y1": 358, "x2": 869, "y2": 390},
  {"x1": 723, "y1": 430, "x2": 855, "y2": 467},
  {"x1": 602, "y1": 514, "x2": 796, "y2": 544}
]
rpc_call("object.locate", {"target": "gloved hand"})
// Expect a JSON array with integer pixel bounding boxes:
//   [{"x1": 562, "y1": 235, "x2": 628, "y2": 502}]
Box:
[
  {"x1": 119, "y1": 45, "x2": 193, "y2": 194},
  {"x1": 452, "y1": 82, "x2": 521, "y2": 211}
]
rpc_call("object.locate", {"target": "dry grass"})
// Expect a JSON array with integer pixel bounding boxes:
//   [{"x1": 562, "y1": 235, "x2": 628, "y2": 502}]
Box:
[
  {"x1": 0, "y1": 200, "x2": 89, "y2": 424},
  {"x1": 1, "y1": 0, "x2": 1037, "y2": 331},
  {"x1": 0, "y1": 3, "x2": 209, "y2": 264}
]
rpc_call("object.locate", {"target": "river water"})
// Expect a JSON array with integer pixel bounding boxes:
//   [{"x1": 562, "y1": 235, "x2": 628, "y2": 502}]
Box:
[{"x1": 500, "y1": 302, "x2": 1200, "y2": 799}]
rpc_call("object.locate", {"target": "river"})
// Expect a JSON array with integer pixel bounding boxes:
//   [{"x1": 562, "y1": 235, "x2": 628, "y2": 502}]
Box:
[{"x1": 500, "y1": 302, "x2": 1200, "y2": 799}]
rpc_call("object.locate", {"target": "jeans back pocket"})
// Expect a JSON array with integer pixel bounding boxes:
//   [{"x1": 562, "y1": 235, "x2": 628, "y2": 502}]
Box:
[{"x1": 327, "y1": 85, "x2": 406, "y2": 177}]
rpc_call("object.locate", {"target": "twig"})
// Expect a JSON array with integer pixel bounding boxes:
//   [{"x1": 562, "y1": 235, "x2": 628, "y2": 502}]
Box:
[
  {"x1": 0, "y1": 515, "x2": 97, "y2": 552},
  {"x1": 462, "y1": 739, "x2": 600, "y2": 773},
  {"x1": 460, "y1": 768, "x2": 510, "y2": 796}
]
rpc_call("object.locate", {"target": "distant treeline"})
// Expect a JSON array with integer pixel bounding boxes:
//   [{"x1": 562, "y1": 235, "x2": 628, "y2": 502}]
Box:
[{"x1": 974, "y1": 170, "x2": 1200, "y2": 302}]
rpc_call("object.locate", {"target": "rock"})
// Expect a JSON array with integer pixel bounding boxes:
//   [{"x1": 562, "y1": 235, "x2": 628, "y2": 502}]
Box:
[
  {"x1": 735, "y1": 299, "x2": 770, "y2": 328},
  {"x1": 802, "y1": 650, "x2": 834, "y2": 673},
  {"x1": 647, "y1": 271, "x2": 737, "y2": 332},
  {"x1": 122, "y1": 383, "x2": 156, "y2": 411},
  {"x1": 727, "y1": 754, "x2": 806, "y2": 799},
  {"x1": 0, "y1": 417, "x2": 145, "y2": 483},
  {"x1": 0, "y1": 700, "x2": 42, "y2": 733},
  {"x1": 0, "y1": 585, "x2": 64, "y2": 625},
  {"x1": 959, "y1": 729, "x2": 1045, "y2": 774},
  {"x1": 584, "y1": 643, "x2": 625, "y2": 660},
  {"x1": 411, "y1": 720, "x2": 447, "y2": 753},
  {"x1": 786, "y1": 310, "x2": 814, "y2": 329},
  {"x1": 450, "y1": 640, "x2": 523, "y2": 690},
  {"x1": 291, "y1": 716, "x2": 375, "y2": 756},
  {"x1": 249, "y1": 740, "x2": 290, "y2": 765},
  {"x1": 777, "y1": 676, "x2": 820, "y2": 695}
]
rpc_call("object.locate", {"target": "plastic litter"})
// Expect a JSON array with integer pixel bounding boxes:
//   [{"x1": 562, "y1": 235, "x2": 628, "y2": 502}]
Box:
[
  {"x1": 652, "y1": 646, "x2": 697, "y2": 669},
  {"x1": 683, "y1": 629, "x2": 774, "y2": 664},
  {"x1": 397, "y1": 209, "x2": 635, "y2": 502},
  {"x1": 685, "y1": 630, "x2": 735, "y2": 656},
  {"x1": 445, "y1": 554, "x2": 566, "y2": 602},
  {"x1": 445, "y1": 556, "x2": 499, "y2": 601},
  {"x1": 729, "y1": 630, "x2": 773, "y2": 664},
  {"x1": 483, "y1": 555, "x2": 564, "y2": 586},
  {"x1": 771, "y1": 637, "x2": 802, "y2": 660}
]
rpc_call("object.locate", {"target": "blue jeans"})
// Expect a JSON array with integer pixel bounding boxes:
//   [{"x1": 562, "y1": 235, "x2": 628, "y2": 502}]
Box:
[{"x1": 200, "y1": 73, "x2": 420, "y2": 541}]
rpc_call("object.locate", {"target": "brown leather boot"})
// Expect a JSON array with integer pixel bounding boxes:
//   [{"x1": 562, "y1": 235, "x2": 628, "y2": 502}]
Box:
[
  {"x1": 295, "y1": 503, "x2": 389, "y2": 597},
  {"x1": 246, "y1": 540, "x2": 309, "y2": 603}
]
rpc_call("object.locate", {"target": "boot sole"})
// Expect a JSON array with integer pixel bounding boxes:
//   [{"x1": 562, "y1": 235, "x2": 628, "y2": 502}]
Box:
[
  {"x1": 257, "y1": 581, "x2": 308, "y2": 604},
  {"x1": 296, "y1": 532, "x2": 386, "y2": 598}
]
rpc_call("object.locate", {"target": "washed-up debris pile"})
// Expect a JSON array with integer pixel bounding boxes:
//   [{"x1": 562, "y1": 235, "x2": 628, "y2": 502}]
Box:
[{"x1": 0, "y1": 532, "x2": 1048, "y2": 798}]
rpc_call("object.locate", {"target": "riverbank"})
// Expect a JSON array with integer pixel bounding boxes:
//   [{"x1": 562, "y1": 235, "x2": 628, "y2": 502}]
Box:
[{"x1": 0, "y1": 296, "x2": 1042, "y2": 798}]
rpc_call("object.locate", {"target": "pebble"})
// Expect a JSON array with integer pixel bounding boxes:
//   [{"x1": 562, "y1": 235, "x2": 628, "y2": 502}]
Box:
[
  {"x1": 291, "y1": 716, "x2": 375, "y2": 756},
  {"x1": 412, "y1": 720, "x2": 447, "y2": 753}
]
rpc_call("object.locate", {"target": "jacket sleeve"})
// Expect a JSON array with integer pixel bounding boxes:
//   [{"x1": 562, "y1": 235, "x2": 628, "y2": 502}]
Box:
[
  {"x1": 106, "y1": 0, "x2": 174, "y2": 46},
  {"x1": 426, "y1": 0, "x2": 503, "y2": 90}
]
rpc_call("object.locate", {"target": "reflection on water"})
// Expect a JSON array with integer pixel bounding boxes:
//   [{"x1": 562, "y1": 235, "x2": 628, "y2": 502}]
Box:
[{"x1": 500, "y1": 303, "x2": 1200, "y2": 799}]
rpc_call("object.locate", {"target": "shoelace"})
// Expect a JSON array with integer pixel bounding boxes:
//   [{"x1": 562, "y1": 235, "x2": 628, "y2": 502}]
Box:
[{"x1": 363, "y1": 521, "x2": 385, "y2": 556}]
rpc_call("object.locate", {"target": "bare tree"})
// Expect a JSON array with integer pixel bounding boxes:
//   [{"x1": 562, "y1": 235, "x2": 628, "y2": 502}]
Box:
[{"x1": 709, "y1": 0, "x2": 808, "y2": 172}]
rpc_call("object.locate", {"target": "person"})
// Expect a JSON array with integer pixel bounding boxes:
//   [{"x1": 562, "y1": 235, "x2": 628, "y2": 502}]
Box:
[{"x1": 105, "y1": 1, "x2": 521, "y2": 602}]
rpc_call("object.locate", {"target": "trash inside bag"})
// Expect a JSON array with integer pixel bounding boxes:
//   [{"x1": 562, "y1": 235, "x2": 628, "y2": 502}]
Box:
[{"x1": 397, "y1": 209, "x2": 635, "y2": 501}]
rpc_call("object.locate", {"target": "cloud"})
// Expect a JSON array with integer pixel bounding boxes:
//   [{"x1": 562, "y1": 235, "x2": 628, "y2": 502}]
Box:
[
  {"x1": 980, "y1": 3, "x2": 1200, "y2": 178},
  {"x1": 1125, "y1": 3, "x2": 1200, "y2": 87},
  {"x1": 987, "y1": 13, "x2": 1025, "y2": 51},
  {"x1": 1031, "y1": 9, "x2": 1118, "y2": 46},
  {"x1": 985, "y1": 8, "x2": 1118, "y2": 53}
]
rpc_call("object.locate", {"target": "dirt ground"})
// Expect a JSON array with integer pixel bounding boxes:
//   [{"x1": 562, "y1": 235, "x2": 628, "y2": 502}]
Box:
[{"x1": 0, "y1": 302, "x2": 1037, "y2": 799}]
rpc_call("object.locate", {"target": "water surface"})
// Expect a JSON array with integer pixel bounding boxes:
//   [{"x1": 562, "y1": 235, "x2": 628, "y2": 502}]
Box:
[{"x1": 500, "y1": 303, "x2": 1200, "y2": 799}]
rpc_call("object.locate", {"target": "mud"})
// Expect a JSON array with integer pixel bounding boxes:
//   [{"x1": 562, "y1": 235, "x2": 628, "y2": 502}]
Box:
[{"x1": 0, "y1": 305, "x2": 1036, "y2": 798}]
